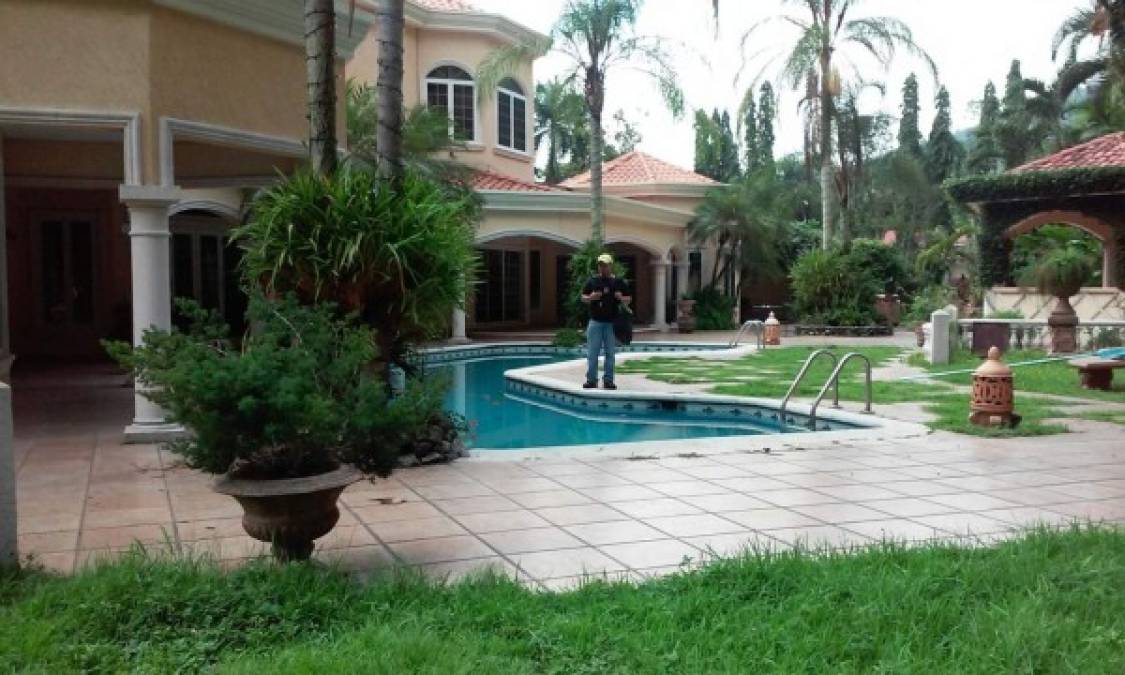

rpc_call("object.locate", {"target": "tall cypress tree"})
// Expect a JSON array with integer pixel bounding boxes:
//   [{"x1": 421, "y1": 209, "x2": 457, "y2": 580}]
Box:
[
  {"x1": 719, "y1": 110, "x2": 741, "y2": 181},
  {"x1": 998, "y1": 59, "x2": 1033, "y2": 168},
  {"x1": 757, "y1": 82, "x2": 776, "y2": 169},
  {"x1": 743, "y1": 89, "x2": 760, "y2": 173},
  {"x1": 693, "y1": 109, "x2": 716, "y2": 178},
  {"x1": 898, "y1": 73, "x2": 922, "y2": 158},
  {"x1": 968, "y1": 81, "x2": 1003, "y2": 174},
  {"x1": 925, "y1": 86, "x2": 961, "y2": 183}
]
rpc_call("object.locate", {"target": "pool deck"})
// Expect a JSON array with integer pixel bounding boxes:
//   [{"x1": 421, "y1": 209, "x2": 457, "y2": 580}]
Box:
[{"x1": 10, "y1": 337, "x2": 1125, "y2": 589}]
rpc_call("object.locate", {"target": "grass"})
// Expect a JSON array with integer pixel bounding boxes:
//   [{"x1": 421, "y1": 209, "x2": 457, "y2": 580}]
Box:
[
  {"x1": 619, "y1": 346, "x2": 1076, "y2": 437},
  {"x1": 2, "y1": 527, "x2": 1125, "y2": 673},
  {"x1": 1078, "y1": 410, "x2": 1125, "y2": 426},
  {"x1": 913, "y1": 349, "x2": 1125, "y2": 403}
]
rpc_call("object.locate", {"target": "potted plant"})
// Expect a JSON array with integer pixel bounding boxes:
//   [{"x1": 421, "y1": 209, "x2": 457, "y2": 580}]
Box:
[
  {"x1": 1035, "y1": 247, "x2": 1094, "y2": 354},
  {"x1": 106, "y1": 295, "x2": 439, "y2": 561},
  {"x1": 676, "y1": 296, "x2": 697, "y2": 333}
]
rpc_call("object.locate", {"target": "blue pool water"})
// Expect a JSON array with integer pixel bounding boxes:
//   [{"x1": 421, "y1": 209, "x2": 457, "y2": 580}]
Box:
[{"x1": 428, "y1": 355, "x2": 787, "y2": 450}]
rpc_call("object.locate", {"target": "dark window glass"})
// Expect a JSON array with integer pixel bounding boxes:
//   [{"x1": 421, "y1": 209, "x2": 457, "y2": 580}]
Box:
[
  {"x1": 427, "y1": 82, "x2": 448, "y2": 116},
  {"x1": 497, "y1": 91, "x2": 512, "y2": 149},
  {"x1": 512, "y1": 96, "x2": 527, "y2": 151},
  {"x1": 68, "y1": 221, "x2": 94, "y2": 324},
  {"x1": 689, "y1": 251, "x2": 703, "y2": 290},
  {"x1": 529, "y1": 251, "x2": 541, "y2": 310},
  {"x1": 452, "y1": 83, "x2": 474, "y2": 140},
  {"x1": 41, "y1": 221, "x2": 64, "y2": 324},
  {"x1": 223, "y1": 242, "x2": 248, "y2": 335},
  {"x1": 199, "y1": 235, "x2": 221, "y2": 311},
  {"x1": 474, "y1": 250, "x2": 503, "y2": 323},
  {"x1": 503, "y1": 251, "x2": 522, "y2": 321},
  {"x1": 555, "y1": 255, "x2": 571, "y2": 324},
  {"x1": 172, "y1": 234, "x2": 194, "y2": 301},
  {"x1": 429, "y1": 66, "x2": 471, "y2": 81}
]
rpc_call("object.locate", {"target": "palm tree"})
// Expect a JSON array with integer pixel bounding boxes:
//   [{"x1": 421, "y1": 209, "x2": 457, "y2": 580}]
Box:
[
  {"x1": 688, "y1": 171, "x2": 787, "y2": 291},
  {"x1": 480, "y1": 0, "x2": 684, "y2": 243},
  {"x1": 740, "y1": 1, "x2": 935, "y2": 249},
  {"x1": 535, "y1": 78, "x2": 586, "y2": 185},
  {"x1": 305, "y1": 0, "x2": 338, "y2": 176},
  {"x1": 374, "y1": 0, "x2": 406, "y2": 180},
  {"x1": 1052, "y1": 1, "x2": 1125, "y2": 139}
]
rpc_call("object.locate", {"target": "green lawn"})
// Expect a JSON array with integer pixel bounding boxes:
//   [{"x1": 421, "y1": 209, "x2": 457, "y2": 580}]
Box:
[
  {"x1": 2, "y1": 527, "x2": 1123, "y2": 673},
  {"x1": 913, "y1": 349, "x2": 1125, "y2": 403},
  {"x1": 619, "y1": 346, "x2": 1075, "y2": 437}
]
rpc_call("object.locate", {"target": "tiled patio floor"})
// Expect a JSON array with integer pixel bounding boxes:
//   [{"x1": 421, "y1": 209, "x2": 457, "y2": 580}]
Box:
[{"x1": 11, "y1": 361, "x2": 1125, "y2": 590}]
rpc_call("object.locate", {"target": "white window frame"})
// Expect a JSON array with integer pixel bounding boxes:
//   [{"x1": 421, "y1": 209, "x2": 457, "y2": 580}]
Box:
[
  {"x1": 496, "y1": 79, "x2": 528, "y2": 154},
  {"x1": 425, "y1": 66, "x2": 477, "y2": 143}
]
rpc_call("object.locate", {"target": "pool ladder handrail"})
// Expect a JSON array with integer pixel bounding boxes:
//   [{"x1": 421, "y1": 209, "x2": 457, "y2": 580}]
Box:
[
  {"x1": 807, "y1": 352, "x2": 874, "y2": 428},
  {"x1": 730, "y1": 320, "x2": 765, "y2": 349},
  {"x1": 778, "y1": 349, "x2": 839, "y2": 425}
]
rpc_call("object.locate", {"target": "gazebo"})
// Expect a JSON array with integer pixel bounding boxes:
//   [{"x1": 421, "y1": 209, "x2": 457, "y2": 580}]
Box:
[{"x1": 947, "y1": 132, "x2": 1125, "y2": 293}]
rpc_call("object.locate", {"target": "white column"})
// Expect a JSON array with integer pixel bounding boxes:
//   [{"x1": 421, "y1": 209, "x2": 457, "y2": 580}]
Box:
[
  {"x1": 449, "y1": 361, "x2": 467, "y2": 417},
  {"x1": 929, "y1": 310, "x2": 951, "y2": 365},
  {"x1": 120, "y1": 185, "x2": 183, "y2": 442},
  {"x1": 0, "y1": 383, "x2": 15, "y2": 566},
  {"x1": 651, "y1": 261, "x2": 669, "y2": 332},
  {"x1": 451, "y1": 307, "x2": 469, "y2": 343},
  {"x1": 0, "y1": 133, "x2": 11, "y2": 382}
]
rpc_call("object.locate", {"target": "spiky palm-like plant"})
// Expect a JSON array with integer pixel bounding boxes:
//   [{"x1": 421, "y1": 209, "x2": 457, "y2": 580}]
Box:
[
  {"x1": 739, "y1": 0, "x2": 935, "y2": 249},
  {"x1": 535, "y1": 78, "x2": 587, "y2": 185},
  {"x1": 478, "y1": 0, "x2": 684, "y2": 243}
]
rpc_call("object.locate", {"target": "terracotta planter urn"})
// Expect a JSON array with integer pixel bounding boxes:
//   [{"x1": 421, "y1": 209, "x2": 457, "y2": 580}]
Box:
[
  {"x1": 676, "y1": 299, "x2": 696, "y2": 333},
  {"x1": 1047, "y1": 295, "x2": 1079, "y2": 354},
  {"x1": 213, "y1": 464, "x2": 361, "y2": 562}
]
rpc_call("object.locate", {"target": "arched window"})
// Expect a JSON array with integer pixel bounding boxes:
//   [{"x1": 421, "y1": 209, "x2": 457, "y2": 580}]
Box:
[
  {"x1": 497, "y1": 78, "x2": 527, "y2": 153},
  {"x1": 425, "y1": 65, "x2": 475, "y2": 141}
]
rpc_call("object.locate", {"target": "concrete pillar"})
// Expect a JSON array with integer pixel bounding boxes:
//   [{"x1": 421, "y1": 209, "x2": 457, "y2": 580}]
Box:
[
  {"x1": 0, "y1": 383, "x2": 14, "y2": 567},
  {"x1": 651, "y1": 261, "x2": 669, "y2": 331},
  {"x1": 120, "y1": 185, "x2": 183, "y2": 442},
  {"x1": 451, "y1": 307, "x2": 469, "y2": 343},
  {"x1": 449, "y1": 361, "x2": 467, "y2": 417},
  {"x1": 929, "y1": 310, "x2": 952, "y2": 365},
  {"x1": 0, "y1": 133, "x2": 11, "y2": 383}
]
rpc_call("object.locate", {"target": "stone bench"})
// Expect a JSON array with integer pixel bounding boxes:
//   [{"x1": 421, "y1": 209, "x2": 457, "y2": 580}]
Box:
[{"x1": 1069, "y1": 358, "x2": 1125, "y2": 391}]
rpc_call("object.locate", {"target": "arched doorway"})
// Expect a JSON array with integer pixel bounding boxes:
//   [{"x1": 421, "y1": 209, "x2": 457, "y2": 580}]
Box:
[
  {"x1": 471, "y1": 232, "x2": 580, "y2": 331},
  {"x1": 1006, "y1": 210, "x2": 1118, "y2": 288}
]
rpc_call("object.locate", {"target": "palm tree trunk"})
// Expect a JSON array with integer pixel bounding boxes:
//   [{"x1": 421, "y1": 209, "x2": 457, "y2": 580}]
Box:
[
  {"x1": 305, "y1": 0, "x2": 337, "y2": 177},
  {"x1": 818, "y1": 3, "x2": 834, "y2": 249},
  {"x1": 376, "y1": 0, "x2": 405, "y2": 181},
  {"x1": 586, "y1": 68, "x2": 606, "y2": 244},
  {"x1": 546, "y1": 126, "x2": 561, "y2": 185}
]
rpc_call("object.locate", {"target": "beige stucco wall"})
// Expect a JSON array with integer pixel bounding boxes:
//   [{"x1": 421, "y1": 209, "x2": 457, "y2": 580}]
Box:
[
  {"x1": 348, "y1": 22, "x2": 535, "y2": 182},
  {"x1": 2, "y1": 0, "x2": 331, "y2": 185},
  {"x1": 627, "y1": 194, "x2": 704, "y2": 214},
  {"x1": 478, "y1": 210, "x2": 682, "y2": 260},
  {"x1": 2, "y1": 140, "x2": 124, "y2": 182}
]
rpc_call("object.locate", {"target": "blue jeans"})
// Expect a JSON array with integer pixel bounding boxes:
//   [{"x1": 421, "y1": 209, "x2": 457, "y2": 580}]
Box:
[{"x1": 586, "y1": 320, "x2": 616, "y2": 384}]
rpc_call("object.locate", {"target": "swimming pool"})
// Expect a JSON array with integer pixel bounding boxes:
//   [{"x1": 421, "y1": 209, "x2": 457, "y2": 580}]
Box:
[{"x1": 424, "y1": 346, "x2": 866, "y2": 451}]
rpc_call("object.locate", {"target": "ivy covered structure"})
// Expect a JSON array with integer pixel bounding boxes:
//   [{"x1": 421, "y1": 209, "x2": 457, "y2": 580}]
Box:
[{"x1": 946, "y1": 133, "x2": 1125, "y2": 291}]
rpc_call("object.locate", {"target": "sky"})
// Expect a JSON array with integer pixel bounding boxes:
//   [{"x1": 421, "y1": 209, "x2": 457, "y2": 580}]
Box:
[{"x1": 469, "y1": 0, "x2": 1083, "y2": 170}]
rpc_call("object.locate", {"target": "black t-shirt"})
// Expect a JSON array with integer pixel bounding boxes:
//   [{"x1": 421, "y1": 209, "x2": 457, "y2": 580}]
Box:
[{"x1": 582, "y1": 275, "x2": 629, "y2": 322}]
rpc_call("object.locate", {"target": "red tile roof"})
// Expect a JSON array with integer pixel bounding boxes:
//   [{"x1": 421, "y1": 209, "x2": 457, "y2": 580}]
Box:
[
  {"x1": 560, "y1": 152, "x2": 720, "y2": 188},
  {"x1": 471, "y1": 170, "x2": 557, "y2": 192},
  {"x1": 1012, "y1": 132, "x2": 1125, "y2": 172},
  {"x1": 412, "y1": 0, "x2": 476, "y2": 12}
]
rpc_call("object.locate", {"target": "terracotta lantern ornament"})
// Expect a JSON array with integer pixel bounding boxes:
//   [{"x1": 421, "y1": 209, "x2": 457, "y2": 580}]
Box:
[
  {"x1": 969, "y1": 347, "x2": 1021, "y2": 428},
  {"x1": 764, "y1": 311, "x2": 781, "y2": 346}
]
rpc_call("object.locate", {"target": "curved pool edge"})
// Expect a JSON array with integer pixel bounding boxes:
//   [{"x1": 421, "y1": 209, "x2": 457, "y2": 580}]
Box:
[{"x1": 418, "y1": 341, "x2": 930, "y2": 461}]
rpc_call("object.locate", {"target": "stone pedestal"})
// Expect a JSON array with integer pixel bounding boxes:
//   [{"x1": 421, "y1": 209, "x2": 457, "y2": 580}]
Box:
[{"x1": 1048, "y1": 297, "x2": 1078, "y2": 354}]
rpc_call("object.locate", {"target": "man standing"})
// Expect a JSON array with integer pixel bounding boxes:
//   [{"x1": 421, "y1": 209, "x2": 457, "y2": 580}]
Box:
[{"x1": 581, "y1": 254, "x2": 630, "y2": 389}]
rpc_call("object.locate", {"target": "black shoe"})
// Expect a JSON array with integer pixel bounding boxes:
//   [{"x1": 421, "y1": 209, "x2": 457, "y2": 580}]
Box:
[
  {"x1": 603, "y1": 381, "x2": 618, "y2": 390},
  {"x1": 583, "y1": 381, "x2": 597, "y2": 389}
]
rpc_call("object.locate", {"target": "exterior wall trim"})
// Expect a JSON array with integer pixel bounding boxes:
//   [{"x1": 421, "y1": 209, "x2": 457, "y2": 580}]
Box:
[
  {"x1": 481, "y1": 191, "x2": 693, "y2": 228},
  {"x1": 170, "y1": 200, "x2": 242, "y2": 222},
  {"x1": 155, "y1": 0, "x2": 372, "y2": 57},
  {"x1": 160, "y1": 117, "x2": 305, "y2": 186},
  {"x1": 475, "y1": 229, "x2": 583, "y2": 249},
  {"x1": 403, "y1": 3, "x2": 547, "y2": 48},
  {"x1": 0, "y1": 107, "x2": 141, "y2": 185}
]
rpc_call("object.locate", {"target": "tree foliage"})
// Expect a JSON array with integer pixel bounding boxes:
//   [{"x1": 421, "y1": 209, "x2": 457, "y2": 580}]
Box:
[{"x1": 898, "y1": 74, "x2": 923, "y2": 158}]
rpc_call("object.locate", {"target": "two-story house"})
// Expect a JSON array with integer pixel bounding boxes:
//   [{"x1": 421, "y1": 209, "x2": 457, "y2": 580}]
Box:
[{"x1": 0, "y1": 0, "x2": 719, "y2": 440}]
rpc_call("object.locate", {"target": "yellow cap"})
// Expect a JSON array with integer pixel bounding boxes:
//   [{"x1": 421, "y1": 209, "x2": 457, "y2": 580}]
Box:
[{"x1": 596, "y1": 254, "x2": 614, "y2": 264}]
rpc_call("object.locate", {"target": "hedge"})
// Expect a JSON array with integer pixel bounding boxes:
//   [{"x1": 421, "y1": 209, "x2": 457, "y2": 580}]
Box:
[{"x1": 945, "y1": 166, "x2": 1125, "y2": 203}]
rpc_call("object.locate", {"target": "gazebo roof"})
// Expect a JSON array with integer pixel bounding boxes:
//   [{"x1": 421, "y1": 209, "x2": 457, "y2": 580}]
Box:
[
  {"x1": 946, "y1": 133, "x2": 1125, "y2": 205},
  {"x1": 1012, "y1": 132, "x2": 1125, "y2": 172}
]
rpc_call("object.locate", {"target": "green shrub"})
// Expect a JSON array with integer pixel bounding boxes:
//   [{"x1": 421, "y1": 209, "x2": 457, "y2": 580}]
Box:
[
  {"x1": 104, "y1": 295, "x2": 441, "y2": 479},
  {"x1": 552, "y1": 327, "x2": 585, "y2": 347},
  {"x1": 688, "y1": 286, "x2": 737, "y2": 330},
  {"x1": 233, "y1": 168, "x2": 480, "y2": 372},
  {"x1": 844, "y1": 239, "x2": 912, "y2": 296},
  {"x1": 904, "y1": 285, "x2": 955, "y2": 323},
  {"x1": 790, "y1": 248, "x2": 882, "y2": 326},
  {"x1": 987, "y1": 309, "x2": 1024, "y2": 319},
  {"x1": 1091, "y1": 328, "x2": 1125, "y2": 349},
  {"x1": 1035, "y1": 246, "x2": 1096, "y2": 298}
]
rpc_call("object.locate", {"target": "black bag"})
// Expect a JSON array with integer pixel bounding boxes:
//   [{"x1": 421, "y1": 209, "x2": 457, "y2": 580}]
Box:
[{"x1": 613, "y1": 308, "x2": 634, "y2": 345}]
